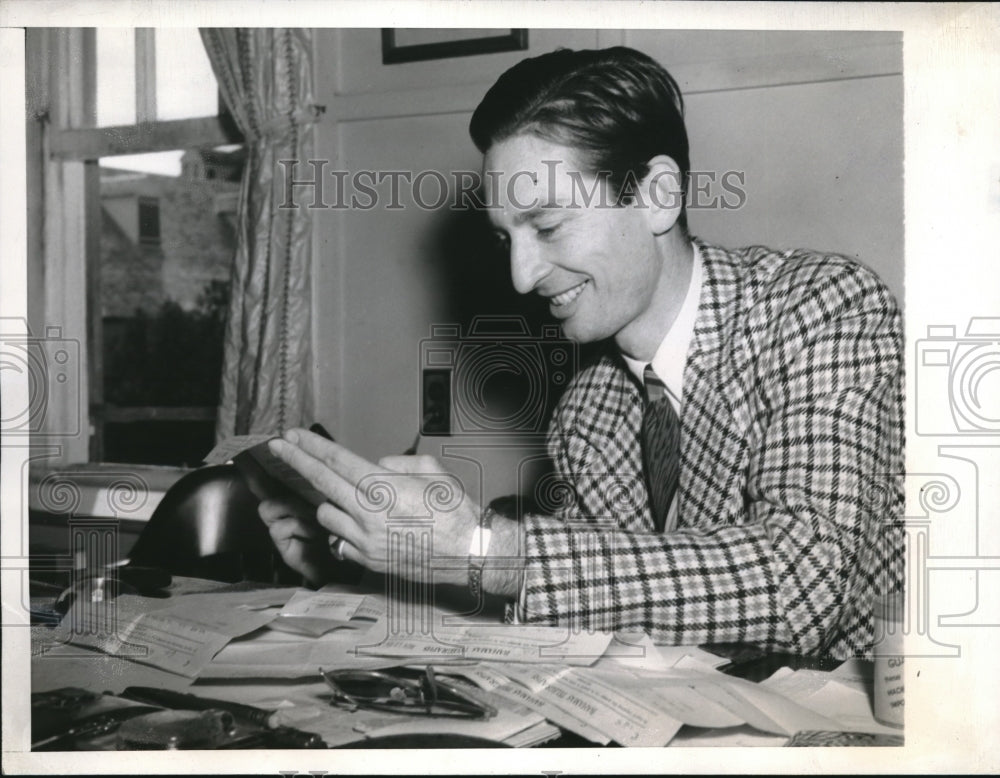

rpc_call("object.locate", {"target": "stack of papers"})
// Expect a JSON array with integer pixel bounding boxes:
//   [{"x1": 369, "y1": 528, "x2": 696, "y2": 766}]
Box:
[
  {"x1": 202, "y1": 588, "x2": 620, "y2": 679},
  {"x1": 48, "y1": 585, "x2": 898, "y2": 747},
  {"x1": 51, "y1": 588, "x2": 295, "y2": 678},
  {"x1": 355, "y1": 622, "x2": 615, "y2": 665},
  {"x1": 445, "y1": 653, "x2": 845, "y2": 746},
  {"x1": 760, "y1": 659, "x2": 904, "y2": 737}
]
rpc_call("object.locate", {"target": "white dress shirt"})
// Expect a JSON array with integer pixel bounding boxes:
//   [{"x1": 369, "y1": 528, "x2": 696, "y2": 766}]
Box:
[{"x1": 621, "y1": 243, "x2": 703, "y2": 413}]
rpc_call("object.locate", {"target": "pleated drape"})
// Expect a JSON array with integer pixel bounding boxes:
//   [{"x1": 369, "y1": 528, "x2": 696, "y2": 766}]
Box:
[{"x1": 200, "y1": 28, "x2": 317, "y2": 438}]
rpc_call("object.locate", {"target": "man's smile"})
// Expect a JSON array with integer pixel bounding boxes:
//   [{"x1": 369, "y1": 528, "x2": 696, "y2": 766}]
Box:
[{"x1": 548, "y1": 280, "x2": 589, "y2": 307}]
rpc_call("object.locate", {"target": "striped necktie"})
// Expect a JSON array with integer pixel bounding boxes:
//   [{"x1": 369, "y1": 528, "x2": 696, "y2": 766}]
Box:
[{"x1": 641, "y1": 365, "x2": 680, "y2": 533}]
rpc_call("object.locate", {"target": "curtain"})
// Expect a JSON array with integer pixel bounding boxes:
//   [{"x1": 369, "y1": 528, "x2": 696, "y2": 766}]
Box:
[{"x1": 200, "y1": 28, "x2": 317, "y2": 438}]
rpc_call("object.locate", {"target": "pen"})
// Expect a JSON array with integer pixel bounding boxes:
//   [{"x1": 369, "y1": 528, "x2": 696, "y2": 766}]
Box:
[{"x1": 119, "y1": 687, "x2": 325, "y2": 748}]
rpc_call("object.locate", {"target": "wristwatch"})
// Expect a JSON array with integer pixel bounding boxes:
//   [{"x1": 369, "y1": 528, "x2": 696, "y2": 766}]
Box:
[{"x1": 467, "y1": 505, "x2": 495, "y2": 599}]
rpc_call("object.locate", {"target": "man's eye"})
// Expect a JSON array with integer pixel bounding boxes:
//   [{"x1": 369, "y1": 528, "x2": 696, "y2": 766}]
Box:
[
  {"x1": 536, "y1": 224, "x2": 560, "y2": 238},
  {"x1": 491, "y1": 231, "x2": 510, "y2": 252}
]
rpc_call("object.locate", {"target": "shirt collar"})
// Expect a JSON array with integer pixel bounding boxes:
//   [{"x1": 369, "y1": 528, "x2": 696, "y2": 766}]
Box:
[{"x1": 622, "y1": 243, "x2": 703, "y2": 406}]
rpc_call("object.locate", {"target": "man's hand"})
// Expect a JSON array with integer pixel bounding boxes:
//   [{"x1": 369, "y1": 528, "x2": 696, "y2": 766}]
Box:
[
  {"x1": 257, "y1": 495, "x2": 336, "y2": 587},
  {"x1": 266, "y1": 428, "x2": 482, "y2": 586}
]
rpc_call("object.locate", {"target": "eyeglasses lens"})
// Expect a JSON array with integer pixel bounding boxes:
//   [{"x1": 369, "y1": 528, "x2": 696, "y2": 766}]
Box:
[{"x1": 320, "y1": 668, "x2": 491, "y2": 719}]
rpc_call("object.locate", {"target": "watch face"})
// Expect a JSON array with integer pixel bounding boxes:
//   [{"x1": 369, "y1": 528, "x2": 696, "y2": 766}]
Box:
[{"x1": 469, "y1": 526, "x2": 493, "y2": 558}]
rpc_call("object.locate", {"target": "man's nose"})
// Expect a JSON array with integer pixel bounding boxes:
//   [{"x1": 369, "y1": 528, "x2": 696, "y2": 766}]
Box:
[{"x1": 509, "y1": 239, "x2": 550, "y2": 295}]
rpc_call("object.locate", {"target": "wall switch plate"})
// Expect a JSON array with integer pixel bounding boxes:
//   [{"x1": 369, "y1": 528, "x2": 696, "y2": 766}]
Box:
[{"x1": 421, "y1": 368, "x2": 451, "y2": 436}]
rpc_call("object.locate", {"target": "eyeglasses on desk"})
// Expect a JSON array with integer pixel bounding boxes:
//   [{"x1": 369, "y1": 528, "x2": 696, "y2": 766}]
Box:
[{"x1": 319, "y1": 666, "x2": 497, "y2": 720}]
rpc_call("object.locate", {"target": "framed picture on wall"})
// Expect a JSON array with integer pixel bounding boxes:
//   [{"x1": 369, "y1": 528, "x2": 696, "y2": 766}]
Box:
[{"x1": 381, "y1": 28, "x2": 528, "y2": 64}]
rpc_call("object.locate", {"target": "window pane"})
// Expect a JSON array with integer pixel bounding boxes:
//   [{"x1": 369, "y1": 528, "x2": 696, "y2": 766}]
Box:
[
  {"x1": 98, "y1": 150, "x2": 185, "y2": 176},
  {"x1": 138, "y1": 198, "x2": 161, "y2": 243},
  {"x1": 98, "y1": 146, "x2": 245, "y2": 466},
  {"x1": 96, "y1": 28, "x2": 137, "y2": 127},
  {"x1": 154, "y1": 29, "x2": 220, "y2": 121},
  {"x1": 104, "y1": 420, "x2": 218, "y2": 467}
]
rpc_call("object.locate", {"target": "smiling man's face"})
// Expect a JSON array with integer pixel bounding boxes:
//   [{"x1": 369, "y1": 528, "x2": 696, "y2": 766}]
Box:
[{"x1": 484, "y1": 133, "x2": 671, "y2": 353}]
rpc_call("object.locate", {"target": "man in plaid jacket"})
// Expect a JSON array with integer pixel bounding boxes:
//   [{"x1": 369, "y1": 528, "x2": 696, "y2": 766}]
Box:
[
  {"x1": 264, "y1": 47, "x2": 903, "y2": 660},
  {"x1": 518, "y1": 239, "x2": 904, "y2": 659}
]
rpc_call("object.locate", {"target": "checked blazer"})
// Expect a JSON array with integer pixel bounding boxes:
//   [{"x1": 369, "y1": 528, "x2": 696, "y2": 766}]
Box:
[{"x1": 516, "y1": 241, "x2": 905, "y2": 659}]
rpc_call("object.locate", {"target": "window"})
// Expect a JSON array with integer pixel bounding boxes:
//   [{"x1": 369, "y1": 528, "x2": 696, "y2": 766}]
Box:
[
  {"x1": 137, "y1": 197, "x2": 161, "y2": 244},
  {"x1": 28, "y1": 28, "x2": 244, "y2": 467},
  {"x1": 96, "y1": 147, "x2": 244, "y2": 465}
]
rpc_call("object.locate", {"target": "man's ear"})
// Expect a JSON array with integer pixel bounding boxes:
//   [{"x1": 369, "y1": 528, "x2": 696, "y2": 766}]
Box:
[{"x1": 641, "y1": 155, "x2": 685, "y2": 235}]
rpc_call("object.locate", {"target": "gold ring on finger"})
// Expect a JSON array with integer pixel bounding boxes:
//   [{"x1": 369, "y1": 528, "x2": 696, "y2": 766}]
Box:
[{"x1": 329, "y1": 535, "x2": 348, "y2": 561}]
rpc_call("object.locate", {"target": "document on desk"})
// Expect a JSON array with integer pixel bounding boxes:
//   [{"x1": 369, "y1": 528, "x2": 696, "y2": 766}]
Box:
[
  {"x1": 450, "y1": 657, "x2": 853, "y2": 747},
  {"x1": 204, "y1": 622, "x2": 608, "y2": 678},
  {"x1": 761, "y1": 662, "x2": 902, "y2": 736},
  {"x1": 54, "y1": 588, "x2": 294, "y2": 678},
  {"x1": 203, "y1": 637, "x2": 406, "y2": 679},
  {"x1": 202, "y1": 593, "x2": 396, "y2": 678},
  {"x1": 601, "y1": 630, "x2": 731, "y2": 672},
  {"x1": 357, "y1": 623, "x2": 614, "y2": 665},
  {"x1": 268, "y1": 588, "x2": 368, "y2": 637},
  {"x1": 587, "y1": 663, "x2": 746, "y2": 729},
  {"x1": 450, "y1": 664, "x2": 612, "y2": 744},
  {"x1": 650, "y1": 670, "x2": 844, "y2": 736},
  {"x1": 493, "y1": 662, "x2": 687, "y2": 746},
  {"x1": 453, "y1": 661, "x2": 749, "y2": 745}
]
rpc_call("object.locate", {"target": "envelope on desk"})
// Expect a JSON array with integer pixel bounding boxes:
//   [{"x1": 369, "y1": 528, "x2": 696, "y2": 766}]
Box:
[
  {"x1": 268, "y1": 589, "x2": 371, "y2": 637},
  {"x1": 51, "y1": 588, "x2": 296, "y2": 678}
]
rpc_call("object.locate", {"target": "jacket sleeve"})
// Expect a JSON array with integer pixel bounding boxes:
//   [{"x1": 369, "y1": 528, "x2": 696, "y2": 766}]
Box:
[{"x1": 514, "y1": 261, "x2": 904, "y2": 657}]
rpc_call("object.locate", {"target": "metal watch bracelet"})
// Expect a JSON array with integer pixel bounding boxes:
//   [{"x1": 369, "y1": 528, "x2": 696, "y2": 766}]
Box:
[{"x1": 467, "y1": 505, "x2": 496, "y2": 599}]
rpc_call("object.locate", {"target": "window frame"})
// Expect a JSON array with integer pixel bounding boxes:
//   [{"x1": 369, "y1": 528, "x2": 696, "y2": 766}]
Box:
[
  {"x1": 137, "y1": 196, "x2": 161, "y2": 245},
  {"x1": 30, "y1": 27, "x2": 242, "y2": 466}
]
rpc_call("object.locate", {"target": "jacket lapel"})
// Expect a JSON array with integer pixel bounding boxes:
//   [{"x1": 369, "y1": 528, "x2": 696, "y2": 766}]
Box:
[{"x1": 678, "y1": 240, "x2": 753, "y2": 527}]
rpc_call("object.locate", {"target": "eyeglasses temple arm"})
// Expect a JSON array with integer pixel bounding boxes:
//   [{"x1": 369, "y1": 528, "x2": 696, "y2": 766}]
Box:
[{"x1": 431, "y1": 672, "x2": 498, "y2": 719}]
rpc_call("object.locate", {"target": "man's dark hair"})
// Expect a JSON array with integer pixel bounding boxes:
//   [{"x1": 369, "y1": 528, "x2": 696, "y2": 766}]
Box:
[{"x1": 470, "y1": 46, "x2": 689, "y2": 226}]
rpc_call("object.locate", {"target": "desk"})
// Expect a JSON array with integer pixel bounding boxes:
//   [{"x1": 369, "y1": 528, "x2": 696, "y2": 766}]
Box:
[{"x1": 29, "y1": 575, "x2": 903, "y2": 750}]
